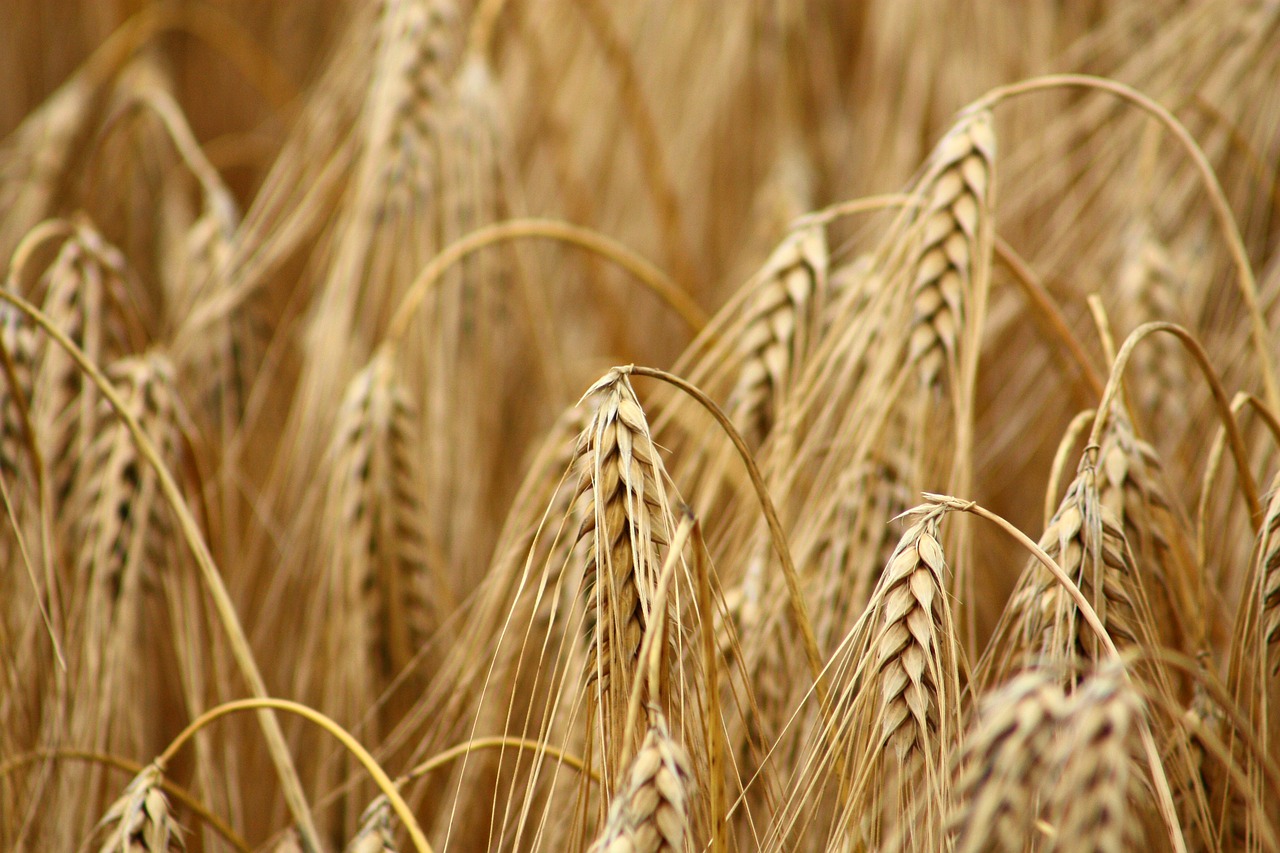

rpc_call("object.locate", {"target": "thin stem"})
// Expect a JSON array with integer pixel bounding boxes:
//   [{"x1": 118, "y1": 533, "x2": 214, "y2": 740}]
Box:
[
  {"x1": 693, "y1": 517, "x2": 727, "y2": 853},
  {"x1": 993, "y1": 237, "x2": 1105, "y2": 400},
  {"x1": 0, "y1": 304, "x2": 63, "y2": 669},
  {"x1": 397, "y1": 736, "x2": 598, "y2": 786},
  {"x1": 1197, "y1": 392, "x2": 1280, "y2": 568},
  {"x1": 790, "y1": 193, "x2": 916, "y2": 230},
  {"x1": 384, "y1": 218, "x2": 706, "y2": 348},
  {"x1": 1045, "y1": 409, "x2": 1098, "y2": 527}
]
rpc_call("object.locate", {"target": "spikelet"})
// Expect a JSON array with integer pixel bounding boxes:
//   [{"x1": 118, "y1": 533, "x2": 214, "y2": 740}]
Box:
[
  {"x1": 49, "y1": 353, "x2": 184, "y2": 846},
  {"x1": 576, "y1": 367, "x2": 677, "y2": 781},
  {"x1": 0, "y1": 303, "x2": 39, "y2": 631},
  {"x1": 589, "y1": 711, "x2": 692, "y2": 853},
  {"x1": 95, "y1": 765, "x2": 186, "y2": 852},
  {"x1": 986, "y1": 458, "x2": 1155, "y2": 685},
  {"x1": 0, "y1": 304, "x2": 35, "y2": 473},
  {"x1": 947, "y1": 670, "x2": 1067, "y2": 853},
  {"x1": 1094, "y1": 411, "x2": 1202, "y2": 653},
  {"x1": 29, "y1": 224, "x2": 141, "y2": 501},
  {"x1": 728, "y1": 226, "x2": 827, "y2": 444},
  {"x1": 303, "y1": 347, "x2": 442, "y2": 836},
  {"x1": 905, "y1": 109, "x2": 995, "y2": 389}
]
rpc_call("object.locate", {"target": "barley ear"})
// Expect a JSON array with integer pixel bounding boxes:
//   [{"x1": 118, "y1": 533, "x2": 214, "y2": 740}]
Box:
[
  {"x1": 95, "y1": 764, "x2": 186, "y2": 853},
  {"x1": 1044, "y1": 665, "x2": 1148, "y2": 853},
  {"x1": 345, "y1": 796, "x2": 399, "y2": 853},
  {"x1": 906, "y1": 109, "x2": 995, "y2": 389},
  {"x1": 590, "y1": 710, "x2": 692, "y2": 853},
  {"x1": 947, "y1": 670, "x2": 1067, "y2": 853},
  {"x1": 576, "y1": 367, "x2": 677, "y2": 778}
]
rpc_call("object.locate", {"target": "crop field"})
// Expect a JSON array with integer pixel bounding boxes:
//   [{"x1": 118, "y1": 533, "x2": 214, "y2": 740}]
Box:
[{"x1": 2, "y1": 2, "x2": 1280, "y2": 851}]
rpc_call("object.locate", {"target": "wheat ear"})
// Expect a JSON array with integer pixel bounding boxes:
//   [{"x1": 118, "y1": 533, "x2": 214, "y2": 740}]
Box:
[
  {"x1": 906, "y1": 108, "x2": 995, "y2": 388},
  {"x1": 576, "y1": 367, "x2": 677, "y2": 781},
  {"x1": 829, "y1": 504, "x2": 961, "y2": 849},
  {"x1": 345, "y1": 796, "x2": 399, "y2": 853},
  {"x1": 947, "y1": 670, "x2": 1067, "y2": 853},
  {"x1": 95, "y1": 764, "x2": 186, "y2": 852},
  {"x1": 1044, "y1": 666, "x2": 1148, "y2": 853},
  {"x1": 589, "y1": 710, "x2": 692, "y2": 853},
  {"x1": 728, "y1": 226, "x2": 827, "y2": 444}
]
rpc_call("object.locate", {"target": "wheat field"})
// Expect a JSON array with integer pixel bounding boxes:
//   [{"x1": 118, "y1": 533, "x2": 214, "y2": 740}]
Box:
[{"x1": 2, "y1": 1, "x2": 1280, "y2": 851}]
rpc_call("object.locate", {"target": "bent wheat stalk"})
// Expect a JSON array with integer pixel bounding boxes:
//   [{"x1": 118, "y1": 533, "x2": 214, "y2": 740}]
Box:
[{"x1": 966, "y1": 72, "x2": 1278, "y2": 411}]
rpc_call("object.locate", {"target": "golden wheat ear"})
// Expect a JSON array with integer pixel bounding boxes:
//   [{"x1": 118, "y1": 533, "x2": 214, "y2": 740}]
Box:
[
  {"x1": 783, "y1": 504, "x2": 960, "y2": 851},
  {"x1": 589, "y1": 709, "x2": 692, "y2": 853},
  {"x1": 293, "y1": 345, "x2": 442, "y2": 823},
  {"x1": 1043, "y1": 665, "x2": 1151, "y2": 852},
  {"x1": 1255, "y1": 473, "x2": 1280, "y2": 675},
  {"x1": 978, "y1": 457, "x2": 1155, "y2": 691},
  {"x1": 727, "y1": 225, "x2": 827, "y2": 446},
  {"x1": 576, "y1": 367, "x2": 680, "y2": 783},
  {"x1": 94, "y1": 764, "x2": 187, "y2": 853},
  {"x1": 904, "y1": 109, "x2": 995, "y2": 390},
  {"x1": 344, "y1": 796, "x2": 399, "y2": 853},
  {"x1": 946, "y1": 670, "x2": 1067, "y2": 853}
]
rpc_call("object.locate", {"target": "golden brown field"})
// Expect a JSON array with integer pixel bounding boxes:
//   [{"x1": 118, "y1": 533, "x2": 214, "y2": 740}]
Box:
[{"x1": 2, "y1": 1, "x2": 1280, "y2": 851}]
